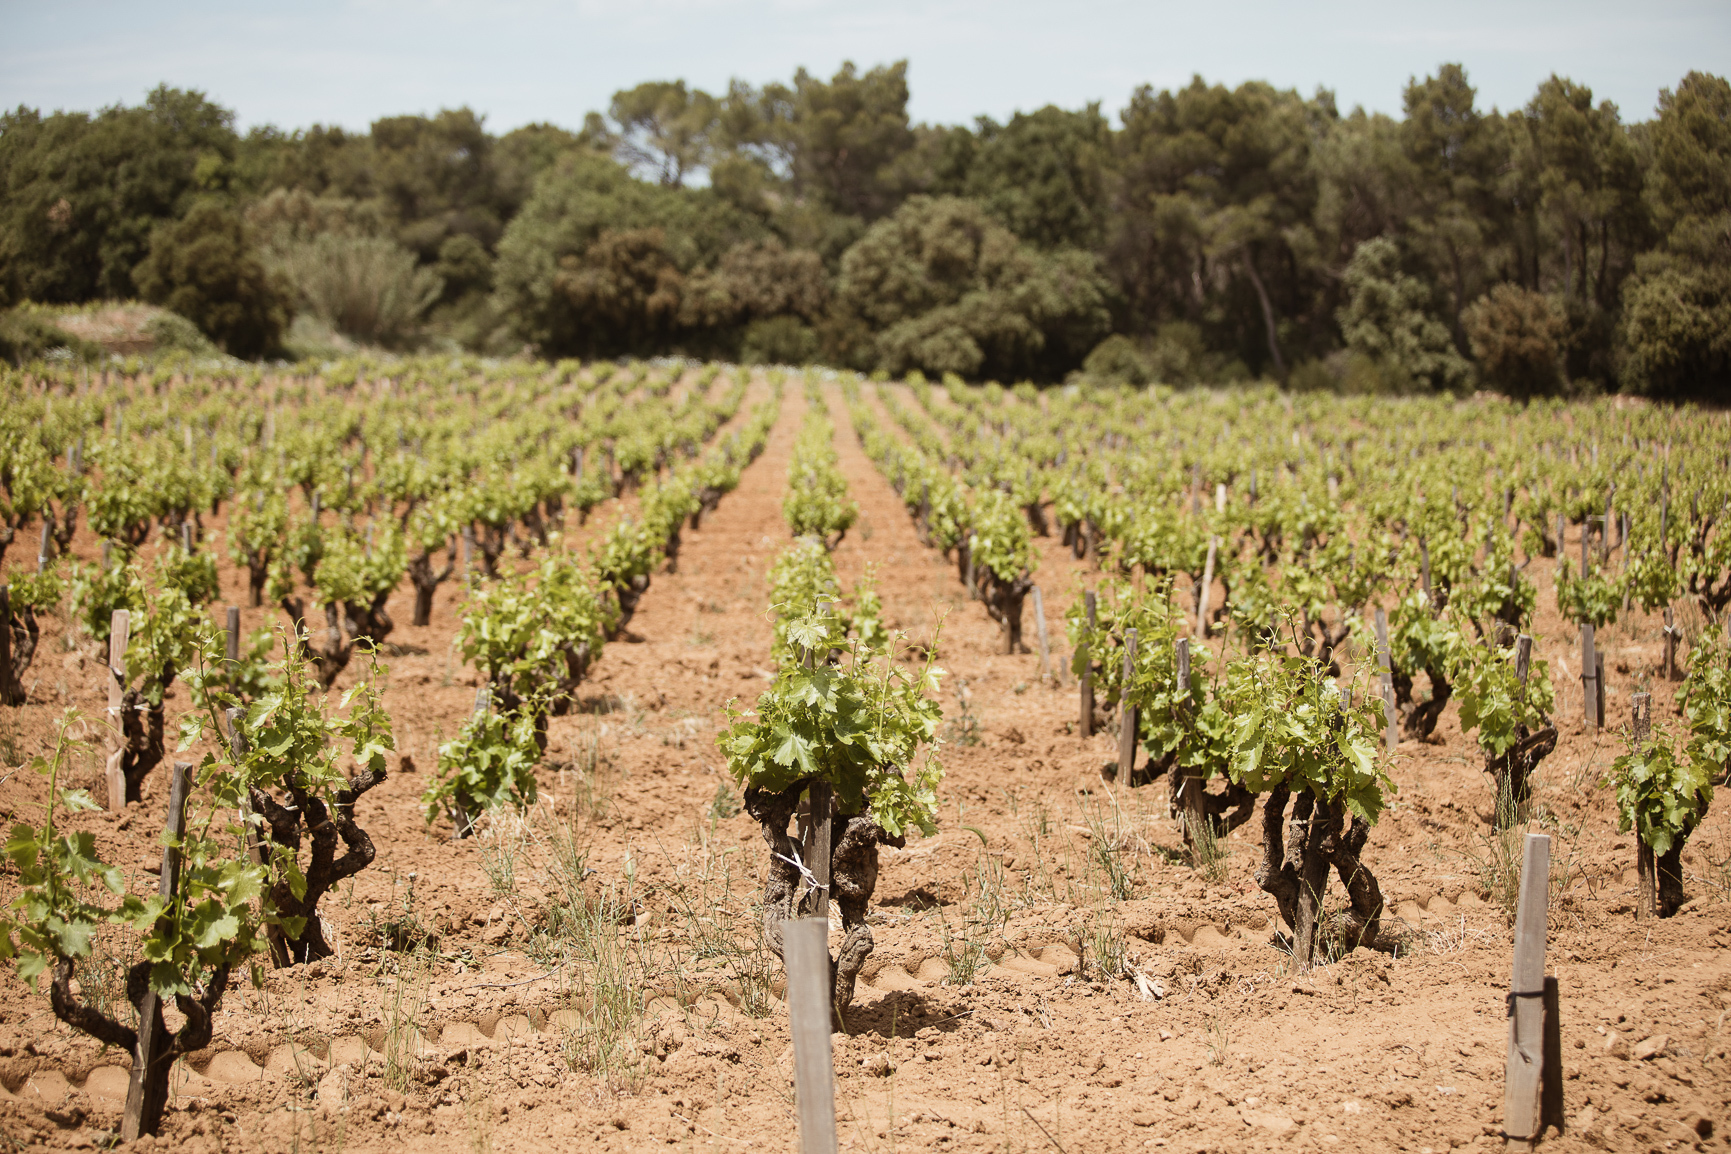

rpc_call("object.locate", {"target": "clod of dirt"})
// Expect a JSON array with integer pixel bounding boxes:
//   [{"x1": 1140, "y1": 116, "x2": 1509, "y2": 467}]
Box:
[{"x1": 1631, "y1": 1033, "x2": 1669, "y2": 1060}]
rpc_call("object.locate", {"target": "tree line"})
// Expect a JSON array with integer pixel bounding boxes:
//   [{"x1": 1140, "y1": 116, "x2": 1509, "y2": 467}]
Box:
[{"x1": 0, "y1": 62, "x2": 1726, "y2": 398}]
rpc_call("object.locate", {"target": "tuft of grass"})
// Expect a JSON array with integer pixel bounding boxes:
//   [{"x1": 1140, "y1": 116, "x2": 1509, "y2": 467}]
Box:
[
  {"x1": 1470, "y1": 776, "x2": 1530, "y2": 926},
  {"x1": 77, "y1": 926, "x2": 137, "y2": 1029},
  {"x1": 1696, "y1": 820, "x2": 1731, "y2": 904},
  {"x1": 1205, "y1": 1013, "x2": 1231, "y2": 1066},
  {"x1": 708, "y1": 780, "x2": 742, "y2": 822},
  {"x1": 943, "y1": 679, "x2": 982, "y2": 746},
  {"x1": 477, "y1": 807, "x2": 530, "y2": 896},
  {"x1": 1187, "y1": 813, "x2": 1229, "y2": 885},
  {"x1": 366, "y1": 870, "x2": 433, "y2": 952},
  {"x1": 567, "y1": 730, "x2": 614, "y2": 822},
  {"x1": 729, "y1": 932, "x2": 779, "y2": 1019},
  {"x1": 1079, "y1": 794, "x2": 1136, "y2": 902},
  {"x1": 461, "y1": 1073, "x2": 493, "y2": 1154},
  {"x1": 938, "y1": 910, "x2": 989, "y2": 986},
  {"x1": 554, "y1": 883, "x2": 647, "y2": 1090},
  {"x1": 379, "y1": 947, "x2": 433, "y2": 1092},
  {"x1": 1084, "y1": 915, "x2": 1127, "y2": 981}
]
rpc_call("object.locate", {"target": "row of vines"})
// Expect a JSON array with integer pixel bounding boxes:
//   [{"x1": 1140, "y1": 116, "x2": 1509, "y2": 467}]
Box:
[{"x1": 0, "y1": 355, "x2": 772, "y2": 1130}]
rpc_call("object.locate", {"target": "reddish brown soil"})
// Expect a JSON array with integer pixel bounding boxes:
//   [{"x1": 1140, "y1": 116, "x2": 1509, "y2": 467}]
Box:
[{"x1": 0, "y1": 379, "x2": 1727, "y2": 1153}]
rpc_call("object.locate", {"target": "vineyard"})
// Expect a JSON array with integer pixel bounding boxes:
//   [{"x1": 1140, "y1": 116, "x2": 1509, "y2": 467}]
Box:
[{"x1": 0, "y1": 357, "x2": 1728, "y2": 1152}]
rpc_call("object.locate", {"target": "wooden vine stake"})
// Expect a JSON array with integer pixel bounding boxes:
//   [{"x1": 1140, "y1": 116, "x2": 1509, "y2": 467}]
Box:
[
  {"x1": 784, "y1": 917, "x2": 839, "y2": 1154},
  {"x1": 1503, "y1": 831, "x2": 1562, "y2": 1150},
  {"x1": 1661, "y1": 608, "x2": 1680, "y2": 682},
  {"x1": 0, "y1": 586, "x2": 19, "y2": 707},
  {"x1": 1631, "y1": 693, "x2": 1655, "y2": 920},
  {"x1": 1594, "y1": 650, "x2": 1606, "y2": 730},
  {"x1": 1196, "y1": 537, "x2": 1218, "y2": 636},
  {"x1": 1117, "y1": 628, "x2": 1138, "y2": 781},
  {"x1": 1175, "y1": 637, "x2": 1205, "y2": 840},
  {"x1": 1578, "y1": 527, "x2": 1599, "y2": 731},
  {"x1": 804, "y1": 601, "x2": 833, "y2": 920},
  {"x1": 105, "y1": 610, "x2": 130, "y2": 811},
  {"x1": 1030, "y1": 584, "x2": 1051, "y2": 683},
  {"x1": 225, "y1": 606, "x2": 241, "y2": 668},
  {"x1": 1079, "y1": 591, "x2": 1097, "y2": 737},
  {"x1": 122, "y1": 760, "x2": 193, "y2": 1141},
  {"x1": 1374, "y1": 608, "x2": 1397, "y2": 752}
]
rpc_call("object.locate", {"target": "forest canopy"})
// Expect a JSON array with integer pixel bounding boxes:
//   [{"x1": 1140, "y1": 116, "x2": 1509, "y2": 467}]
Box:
[{"x1": 2, "y1": 64, "x2": 1728, "y2": 399}]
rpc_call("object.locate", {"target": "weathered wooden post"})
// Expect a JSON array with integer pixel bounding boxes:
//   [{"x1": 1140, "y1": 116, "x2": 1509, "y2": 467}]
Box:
[
  {"x1": 1375, "y1": 608, "x2": 1397, "y2": 751},
  {"x1": 1603, "y1": 490, "x2": 1615, "y2": 559},
  {"x1": 105, "y1": 610, "x2": 130, "y2": 811},
  {"x1": 1595, "y1": 649, "x2": 1606, "y2": 727},
  {"x1": 37, "y1": 522, "x2": 51, "y2": 571},
  {"x1": 122, "y1": 760, "x2": 193, "y2": 1141},
  {"x1": 1175, "y1": 637, "x2": 1206, "y2": 839},
  {"x1": 1196, "y1": 537, "x2": 1218, "y2": 636},
  {"x1": 1030, "y1": 584, "x2": 1051, "y2": 682},
  {"x1": 1079, "y1": 591, "x2": 1097, "y2": 737},
  {"x1": 784, "y1": 917, "x2": 838, "y2": 1154},
  {"x1": 1503, "y1": 831, "x2": 1562, "y2": 1150},
  {"x1": 1631, "y1": 693, "x2": 1655, "y2": 920},
  {"x1": 1662, "y1": 607, "x2": 1681, "y2": 681},
  {"x1": 225, "y1": 606, "x2": 241, "y2": 668},
  {"x1": 1117, "y1": 628, "x2": 1138, "y2": 781},
  {"x1": 0, "y1": 586, "x2": 21, "y2": 707},
  {"x1": 805, "y1": 602, "x2": 833, "y2": 921},
  {"x1": 1580, "y1": 621, "x2": 1598, "y2": 732}
]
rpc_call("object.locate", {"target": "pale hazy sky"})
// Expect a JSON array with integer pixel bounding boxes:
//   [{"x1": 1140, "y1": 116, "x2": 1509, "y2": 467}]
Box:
[{"x1": 2, "y1": 0, "x2": 1725, "y2": 133}]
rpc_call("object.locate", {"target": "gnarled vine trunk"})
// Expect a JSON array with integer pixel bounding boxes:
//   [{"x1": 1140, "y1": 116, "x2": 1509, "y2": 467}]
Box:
[
  {"x1": 118, "y1": 687, "x2": 167, "y2": 804},
  {"x1": 608, "y1": 574, "x2": 652, "y2": 638},
  {"x1": 475, "y1": 522, "x2": 508, "y2": 578},
  {"x1": 250, "y1": 763, "x2": 387, "y2": 962},
  {"x1": 343, "y1": 590, "x2": 395, "y2": 648},
  {"x1": 979, "y1": 570, "x2": 1032, "y2": 655},
  {"x1": 49, "y1": 957, "x2": 228, "y2": 1137},
  {"x1": 281, "y1": 598, "x2": 356, "y2": 688},
  {"x1": 408, "y1": 541, "x2": 455, "y2": 626},
  {"x1": 1484, "y1": 721, "x2": 1558, "y2": 825},
  {"x1": 1254, "y1": 785, "x2": 1384, "y2": 973},
  {"x1": 1393, "y1": 667, "x2": 1452, "y2": 742},
  {"x1": 0, "y1": 587, "x2": 39, "y2": 706},
  {"x1": 745, "y1": 779, "x2": 904, "y2": 1024}
]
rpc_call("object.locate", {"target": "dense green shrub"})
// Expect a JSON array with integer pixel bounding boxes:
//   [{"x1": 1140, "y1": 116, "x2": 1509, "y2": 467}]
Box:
[
  {"x1": 1463, "y1": 284, "x2": 1564, "y2": 400},
  {"x1": 0, "y1": 308, "x2": 102, "y2": 365},
  {"x1": 837, "y1": 196, "x2": 1111, "y2": 380},
  {"x1": 132, "y1": 200, "x2": 290, "y2": 358},
  {"x1": 1337, "y1": 238, "x2": 1473, "y2": 393}
]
